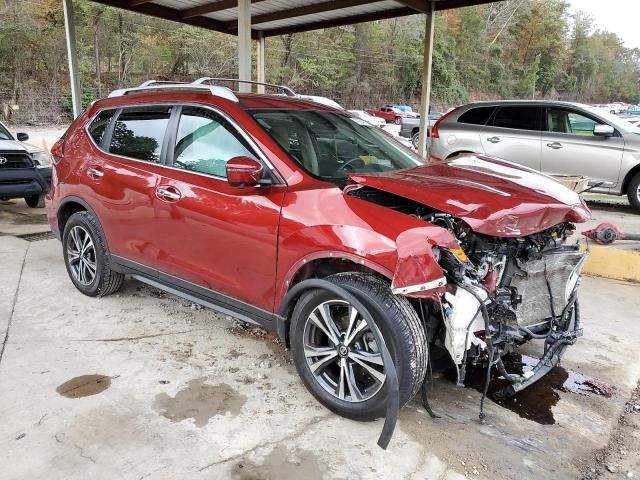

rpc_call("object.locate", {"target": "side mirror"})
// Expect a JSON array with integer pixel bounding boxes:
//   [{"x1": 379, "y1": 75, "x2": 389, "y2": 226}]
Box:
[
  {"x1": 16, "y1": 132, "x2": 29, "y2": 141},
  {"x1": 594, "y1": 124, "x2": 614, "y2": 137},
  {"x1": 226, "y1": 156, "x2": 264, "y2": 188}
]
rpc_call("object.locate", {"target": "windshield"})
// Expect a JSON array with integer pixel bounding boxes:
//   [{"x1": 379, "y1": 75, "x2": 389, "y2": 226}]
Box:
[
  {"x1": 0, "y1": 123, "x2": 12, "y2": 141},
  {"x1": 249, "y1": 109, "x2": 423, "y2": 180}
]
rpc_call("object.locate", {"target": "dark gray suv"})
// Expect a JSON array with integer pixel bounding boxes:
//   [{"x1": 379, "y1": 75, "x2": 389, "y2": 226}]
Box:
[{"x1": 430, "y1": 101, "x2": 640, "y2": 210}]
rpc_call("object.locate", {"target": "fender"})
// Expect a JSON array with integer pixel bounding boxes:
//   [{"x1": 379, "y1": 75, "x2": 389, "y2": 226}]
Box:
[{"x1": 53, "y1": 195, "x2": 101, "y2": 239}]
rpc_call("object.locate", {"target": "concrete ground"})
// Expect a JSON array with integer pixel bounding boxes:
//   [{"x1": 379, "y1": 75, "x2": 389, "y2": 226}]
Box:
[{"x1": 1, "y1": 200, "x2": 639, "y2": 480}]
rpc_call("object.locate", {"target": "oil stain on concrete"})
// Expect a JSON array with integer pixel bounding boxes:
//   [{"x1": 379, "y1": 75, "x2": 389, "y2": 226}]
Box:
[
  {"x1": 231, "y1": 445, "x2": 324, "y2": 480},
  {"x1": 56, "y1": 375, "x2": 111, "y2": 398},
  {"x1": 153, "y1": 378, "x2": 246, "y2": 427}
]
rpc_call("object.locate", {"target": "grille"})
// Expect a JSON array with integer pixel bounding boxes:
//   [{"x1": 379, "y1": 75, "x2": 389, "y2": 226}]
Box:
[
  {"x1": 0, "y1": 151, "x2": 31, "y2": 168},
  {"x1": 510, "y1": 250, "x2": 587, "y2": 327},
  {"x1": 16, "y1": 231, "x2": 56, "y2": 242}
]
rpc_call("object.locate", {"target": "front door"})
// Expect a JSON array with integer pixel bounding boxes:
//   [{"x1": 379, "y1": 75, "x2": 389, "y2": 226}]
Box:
[
  {"x1": 152, "y1": 105, "x2": 285, "y2": 312},
  {"x1": 541, "y1": 107, "x2": 625, "y2": 188},
  {"x1": 480, "y1": 105, "x2": 543, "y2": 170}
]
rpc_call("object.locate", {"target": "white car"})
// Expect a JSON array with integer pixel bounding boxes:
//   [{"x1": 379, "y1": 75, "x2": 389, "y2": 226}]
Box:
[
  {"x1": 0, "y1": 121, "x2": 51, "y2": 166},
  {"x1": 348, "y1": 109, "x2": 387, "y2": 128}
]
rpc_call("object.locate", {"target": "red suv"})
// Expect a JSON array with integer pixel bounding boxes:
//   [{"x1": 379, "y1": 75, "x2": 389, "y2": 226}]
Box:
[{"x1": 46, "y1": 80, "x2": 591, "y2": 429}]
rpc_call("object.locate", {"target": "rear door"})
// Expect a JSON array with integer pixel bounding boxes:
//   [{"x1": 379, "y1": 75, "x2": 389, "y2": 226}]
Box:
[
  {"x1": 151, "y1": 105, "x2": 285, "y2": 312},
  {"x1": 540, "y1": 107, "x2": 624, "y2": 188},
  {"x1": 480, "y1": 105, "x2": 543, "y2": 170},
  {"x1": 84, "y1": 105, "x2": 173, "y2": 269}
]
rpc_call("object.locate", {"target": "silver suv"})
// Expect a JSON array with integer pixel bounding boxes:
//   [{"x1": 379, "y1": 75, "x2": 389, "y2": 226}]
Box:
[{"x1": 430, "y1": 101, "x2": 640, "y2": 210}]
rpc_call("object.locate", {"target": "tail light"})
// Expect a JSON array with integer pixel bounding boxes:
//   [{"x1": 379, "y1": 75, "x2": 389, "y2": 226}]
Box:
[
  {"x1": 431, "y1": 107, "x2": 460, "y2": 139},
  {"x1": 51, "y1": 138, "x2": 65, "y2": 164}
]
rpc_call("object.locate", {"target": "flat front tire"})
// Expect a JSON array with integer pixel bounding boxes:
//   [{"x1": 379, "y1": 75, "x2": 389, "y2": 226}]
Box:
[
  {"x1": 62, "y1": 211, "x2": 124, "y2": 297},
  {"x1": 290, "y1": 273, "x2": 428, "y2": 421}
]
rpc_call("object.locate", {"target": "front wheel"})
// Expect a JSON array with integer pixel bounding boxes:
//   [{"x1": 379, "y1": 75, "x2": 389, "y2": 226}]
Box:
[
  {"x1": 290, "y1": 273, "x2": 427, "y2": 421},
  {"x1": 627, "y1": 172, "x2": 640, "y2": 211},
  {"x1": 394, "y1": 117, "x2": 401, "y2": 125}
]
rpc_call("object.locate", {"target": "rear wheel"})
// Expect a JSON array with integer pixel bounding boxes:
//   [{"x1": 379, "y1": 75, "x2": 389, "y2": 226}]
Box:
[
  {"x1": 627, "y1": 172, "x2": 640, "y2": 211},
  {"x1": 24, "y1": 194, "x2": 44, "y2": 208},
  {"x1": 62, "y1": 211, "x2": 124, "y2": 297},
  {"x1": 290, "y1": 273, "x2": 427, "y2": 421},
  {"x1": 394, "y1": 117, "x2": 401, "y2": 125}
]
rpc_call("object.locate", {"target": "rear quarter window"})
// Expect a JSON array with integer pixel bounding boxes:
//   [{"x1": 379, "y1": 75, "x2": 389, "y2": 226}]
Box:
[
  {"x1": 88, "y1": 110, "x2": 116, "y2": 146},
  {"x1": 457, "y1": 107, "x2": 495, "y2": 125}
]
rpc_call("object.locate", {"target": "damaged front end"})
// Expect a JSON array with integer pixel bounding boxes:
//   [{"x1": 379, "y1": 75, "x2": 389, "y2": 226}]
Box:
[{"x1": 433, "y1": 219, "x2": 588, "y2": 402}]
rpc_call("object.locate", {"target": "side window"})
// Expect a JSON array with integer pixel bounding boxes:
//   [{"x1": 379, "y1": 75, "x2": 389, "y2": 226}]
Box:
[
  {"x1": 109, "y1": 107, "x2": 171, "y2": 163},
  {"x1": 547, "y1": 108, "x2": 599, "y2": 136},
  {"x1": 172, "y1": 107, "x2": 255, "y2": 178},
  {"x1": 458, "y1": 107, "x2": 495, "y2": 126},
  {"x1": 88, "y1": 110, "x2": 115, "y2": 146},
  {"x1": 491, "y1": 106, "x2": 541, "y2": 131}
]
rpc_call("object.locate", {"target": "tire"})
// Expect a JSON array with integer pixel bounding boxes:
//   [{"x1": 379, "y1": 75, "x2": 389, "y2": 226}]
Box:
[
  {"x1": 628, "y1": 172, "x2": 640, "y2": 211},
  {"x1": 394, "y1": 117, "x2": 401, "y2": 125},
  {"x1": 62, "y1": 211, "x2": 124, "y2": 297},
  {"x1": 24, "y1": 194, "x2": 44, "y2": 208},
  {"x1": 290, "y1": 272, "x2": 427, "y2": 421}
]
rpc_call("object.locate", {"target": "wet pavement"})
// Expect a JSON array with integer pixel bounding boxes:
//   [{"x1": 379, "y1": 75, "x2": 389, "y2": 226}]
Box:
[{"x1": 0, "y1": 200, "x2": 639, "y2": 479}]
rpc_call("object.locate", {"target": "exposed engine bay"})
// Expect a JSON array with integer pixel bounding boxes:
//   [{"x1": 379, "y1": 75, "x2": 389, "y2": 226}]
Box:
[{"x1": 348, "y1": 186, "x2": 588, "y2": 407}]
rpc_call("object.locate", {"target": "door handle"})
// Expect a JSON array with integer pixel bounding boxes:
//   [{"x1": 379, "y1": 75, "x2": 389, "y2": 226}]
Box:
[
  {"x1": 87, "y1": 166, "x2": 104, "y2": 179},
  {"x1": 156, "y1": 186, "x2": 181, "y2": 202},
  {"x1": 547, "y1": 142, "x2": 563, "y2": 150},
  {"x1": 486, "y1": 136, "x2": 501, "y2": 143}
]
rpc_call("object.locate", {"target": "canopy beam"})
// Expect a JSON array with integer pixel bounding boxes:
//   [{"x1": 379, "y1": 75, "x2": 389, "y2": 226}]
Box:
[{"x1": 417, "y1": 2, "x2": 436, "y2": 157}]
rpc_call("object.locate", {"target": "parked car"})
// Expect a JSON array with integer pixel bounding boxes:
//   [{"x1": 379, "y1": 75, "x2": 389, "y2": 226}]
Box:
[
  {"x1": 625, "y1": 105, "x2": 640, "y2": 116},
  {"x1": 365, "y1": 106, "x2": 405, "y2": 124},
  {"x1": 430, "y1": 100, "x2": 640, "y2": 210},
  {"x1": 594, "y1": 103, "x2": 623, "y2": 114},
  {"x1": 389, "y1": 105, "x2": 418, "y2": 118},
  {"x1": 0, "y1": 121, "x2": 52, "y2": 207},
  {"x1": 348, "y1": 109, "x2": 387, "y2": 128},
  {"x1": 46, "y1": 80, "x2": 590, "y2": 434},
  {"x1": 399, "y1": 112, "x2": 443, "y2": 148}
]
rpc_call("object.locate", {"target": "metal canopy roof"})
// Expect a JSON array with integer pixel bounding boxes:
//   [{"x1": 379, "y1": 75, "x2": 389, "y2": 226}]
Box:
[{"x1": 91, "y1": 0, "x2": 498, "y2": 38}]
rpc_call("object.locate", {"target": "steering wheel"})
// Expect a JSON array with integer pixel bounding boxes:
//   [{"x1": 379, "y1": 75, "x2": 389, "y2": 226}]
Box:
[{"x1": 334, "y1": 156, "x2": 366, "y2": 176}]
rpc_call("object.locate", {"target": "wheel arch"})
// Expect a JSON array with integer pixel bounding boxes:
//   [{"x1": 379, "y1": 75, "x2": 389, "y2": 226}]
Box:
[
  {"x1": 275, "y1": 253, "x2": 393, "y2": 347},
  {"x1": 621, "y1": 164, "x2": 640, "y2": 195},
  {"x1": 57, "y1": 196, "x2": 99, "y2": 238}
]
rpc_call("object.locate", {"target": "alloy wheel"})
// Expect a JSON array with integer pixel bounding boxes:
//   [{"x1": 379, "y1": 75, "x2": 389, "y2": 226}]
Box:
[
  {"x1": 303, "y1": 300, "x2": 386, "y2": 402},
  {"x1": 66, "y1": 226, "x2": 97, "y2": 286}
]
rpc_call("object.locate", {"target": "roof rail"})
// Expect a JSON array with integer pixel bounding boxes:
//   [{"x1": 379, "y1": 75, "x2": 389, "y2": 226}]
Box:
[
  {"x1": 108, "y1": 80, "x2": 238, "y2": 102},
  {"x1": 194, "y1": 77, "x2": 296, "y2": 97}
]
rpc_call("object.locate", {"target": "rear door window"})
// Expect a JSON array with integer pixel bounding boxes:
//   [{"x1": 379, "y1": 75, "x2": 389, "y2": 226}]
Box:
[
  {"x1": 490, "y1": 106, "x2": 542, "y2": 131},
  {"x1": 457, "y1": 107, "x2": 495, "y2": 126},
  {"x1": 108, "y1": 107, "x2": 172, "y2": 163}
]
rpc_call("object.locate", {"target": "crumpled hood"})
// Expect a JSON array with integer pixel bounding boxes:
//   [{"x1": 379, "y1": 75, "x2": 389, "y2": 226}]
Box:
[{"x1": 348, "y1": 153, "x2": 591, "y2": 237}]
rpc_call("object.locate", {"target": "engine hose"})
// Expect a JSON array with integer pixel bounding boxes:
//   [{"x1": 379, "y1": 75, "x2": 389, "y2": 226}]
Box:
[{"x1": 496, "y1": 358, "x2": 522, "y2": 383}]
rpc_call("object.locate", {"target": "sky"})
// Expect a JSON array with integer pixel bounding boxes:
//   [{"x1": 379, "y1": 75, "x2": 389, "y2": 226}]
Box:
[{"x1": 567, "y1": 0, "x2": 640, "y2": 49}]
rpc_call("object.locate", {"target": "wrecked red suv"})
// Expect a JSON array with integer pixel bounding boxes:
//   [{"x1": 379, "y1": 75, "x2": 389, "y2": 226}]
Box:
[{"x1": 46, "y1": 80, "x2": 591, "y2": 435}]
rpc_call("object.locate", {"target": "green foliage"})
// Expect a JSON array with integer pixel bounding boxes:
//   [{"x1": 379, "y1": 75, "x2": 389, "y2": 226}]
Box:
[{"x1": 0, "y1": 0, "x2": 638, "y2": 124}]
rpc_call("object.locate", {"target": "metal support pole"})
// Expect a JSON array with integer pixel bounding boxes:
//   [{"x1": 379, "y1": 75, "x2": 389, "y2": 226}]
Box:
[
  {"x1": 63, "y1": 0, "x2": 82, "y2": 118},
  {"x1": 418, "y1": 2, "x2": 435, "y2": 158},
  {"x1": 237, "y1": 0, "x2": 252, "y2": 93},
  {"x1": 256, "y1": 32, "x2": 266, "y2": 93}
]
